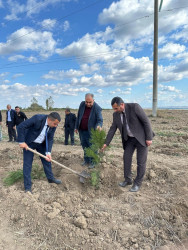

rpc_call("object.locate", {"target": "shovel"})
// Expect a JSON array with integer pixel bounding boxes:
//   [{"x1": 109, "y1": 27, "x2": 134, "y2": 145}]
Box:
[{"x1": 26, "y1": 147, "x2": 90, "y2": 184}]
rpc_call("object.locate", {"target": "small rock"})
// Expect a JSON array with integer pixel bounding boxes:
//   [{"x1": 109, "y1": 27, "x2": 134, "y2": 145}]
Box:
[{"x1": 73, "y1": 216, "x2": 87, "y2": 229}]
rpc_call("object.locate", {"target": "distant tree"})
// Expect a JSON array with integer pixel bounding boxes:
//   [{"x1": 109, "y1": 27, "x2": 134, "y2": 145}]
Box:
[
  {"x1": 27, "y1": 97, "x2": 44, "y2": 111},
  {"x1": 46, "y1": 96, "x2": 54, "y2": 110}
]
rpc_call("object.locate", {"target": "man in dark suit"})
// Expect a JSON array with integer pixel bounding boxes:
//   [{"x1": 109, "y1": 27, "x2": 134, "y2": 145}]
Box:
[
  {"x1": 75, "y1": 93, "x2": 103, "y2": 168},
  {"x1": 6, "y1": 104, "x2": 16, "y2": 142},
  {"x1": 0, "y1": 109, "x2": 2, "y2": 141},
  {"x1": 102, "y1": 97, "x2": 154, "y2": 192},
  {"x1": 17, "y1": 112, "x2": 62, "y2": 193},
  {"x1": 15, "y1": 106, "x2": 28, "y2": 126},
  {"x1": 64, "y1": 108, "x2": 76, "y2": 145}
]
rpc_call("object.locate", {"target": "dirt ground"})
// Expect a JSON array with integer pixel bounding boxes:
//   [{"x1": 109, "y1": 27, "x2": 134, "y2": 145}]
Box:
[{"x1": 0, "y1": 109, "x2": 187, "y2": 250}]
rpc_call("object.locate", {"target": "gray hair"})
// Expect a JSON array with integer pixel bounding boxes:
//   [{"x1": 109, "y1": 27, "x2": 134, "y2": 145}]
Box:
[{"x1": 85, "y1": 93, "x2": 94, "y2": 99}]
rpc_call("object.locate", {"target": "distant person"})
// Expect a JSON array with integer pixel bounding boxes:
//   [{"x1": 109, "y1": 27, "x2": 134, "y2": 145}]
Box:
[
  {"x1": 75, "y1": 93, "x2": 103, "y2": 169},
  {"x1": 15, "y1": 106, "x2": 28, "y2": 126},
  {"x1": 102, "y1": 97, "x2": 154, "y2": 192},
  {"x1": 64, "y1": 108, "x2": 76, "y2": 146},
  {"x1": 6, "y1": 104, "x2": 16, "y2": 142},
  {"x1": 0, "y1": 109, "x2": 2, "y2": 141},
  {"x1": 17, "y1": 112, "x2": 62, "y2": 193}
]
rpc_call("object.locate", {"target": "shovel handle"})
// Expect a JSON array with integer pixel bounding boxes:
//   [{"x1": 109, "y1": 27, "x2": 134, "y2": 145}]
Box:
[{"x1": 26, "y1": 147, "x2": 82, "y2": 177}]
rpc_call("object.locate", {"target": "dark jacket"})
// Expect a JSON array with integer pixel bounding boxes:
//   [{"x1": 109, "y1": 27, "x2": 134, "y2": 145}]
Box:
[
  {"x1": 6, "y1": 109, "x2": 16, "y2": 125},
  {"x1": 15, "y1": 111, "x2": 28, "y2": 126},
  {"x1": 17, "y1": 114, "x2": 56, "y2": 152},
  {"x1": 75, "y1": 101, "x2": 103, "y2": 132},
  {"x1": 64, "y1": 113, "x2": 76, "y2": 130},
  {"x1": 0, "y1": 111, "x2": 2, "y2": 122},
  {"x1": 105, "y1": 103, "x2": 155, "y2": 147}
]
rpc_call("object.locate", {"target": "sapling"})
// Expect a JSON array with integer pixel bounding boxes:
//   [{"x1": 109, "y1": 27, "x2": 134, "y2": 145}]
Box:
[{"x1": 85, "y1": 128, "x2": 106, "y2": 189}]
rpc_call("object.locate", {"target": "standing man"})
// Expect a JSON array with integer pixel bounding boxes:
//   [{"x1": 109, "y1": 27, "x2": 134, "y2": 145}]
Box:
[
  {"x1": 6, "y1": 104, "x2": 16, "y2": 142},
  {"x1": 75, "y1": 93, "x2": 103, "y2": 169},
  {"x1": 102, "y1": 97, "x2": 154, "y2": 192},
  {"x1": 0, "y1": 109, "x2": 2, "y2": 141},
  {"x1": 64, "y1": 108, "x2": 76, "y2": 146},
  {"x1": 17, "y1": 112, "x2": 62, "y2": 193},
  {"x1": 15, "y1": 106, "x2": 28, "y2": 126}
]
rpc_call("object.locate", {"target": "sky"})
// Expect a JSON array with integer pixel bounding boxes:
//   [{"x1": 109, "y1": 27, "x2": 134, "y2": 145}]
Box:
[{"x1": 0, "y1": 0, "x2": 188, "y2": 109}]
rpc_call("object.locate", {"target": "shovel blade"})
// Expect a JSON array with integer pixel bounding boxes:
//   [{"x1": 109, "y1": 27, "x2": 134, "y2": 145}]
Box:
[{"x1": 79, "y1": 170, "x2": 91, "y2": 184}]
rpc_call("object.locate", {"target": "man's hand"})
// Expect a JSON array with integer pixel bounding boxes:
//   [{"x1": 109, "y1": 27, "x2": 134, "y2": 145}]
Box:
[
  {"x1": 13, "y1": 126, "x2": 16, "y2": 129},
  {"x1": 45, "y1": 154, "x2": 52, "y2": 162},
  {"x1": 19, "y1": 143, "x2": 28, "y2": 149},
  {"x1": 75, "y1": 129, "x2": 78, "y2": 134},
  {"x1": 96, "y1": 126, "x2": 102, "y2": 131},
  {"x1": 101, "y1": 144, "x2": 107, "y2": 152},
  {"x1": 146, "y1": 140, "x2": 152, "y2": 146}
]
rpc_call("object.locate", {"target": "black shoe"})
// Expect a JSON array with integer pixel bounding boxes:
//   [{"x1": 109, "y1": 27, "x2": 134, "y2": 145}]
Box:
[
  {"x1": 119, "y1": 180, "x2": 132, "y2": 187},
  {"x1": 129, "y1": 184, "x2": 140, "y2": 192},
  {"x1": 8, "y1": 140, "x2": 12, "y2": 142},
  {"x1": 81, "y1": 161, "x2": 89, "y2": 166},
  {"x1": 48, "y1": 178, "x2": 62, "y2": 184},
  {"x1": 88, "y1": 163, "x2": 95, "y2": 169}
]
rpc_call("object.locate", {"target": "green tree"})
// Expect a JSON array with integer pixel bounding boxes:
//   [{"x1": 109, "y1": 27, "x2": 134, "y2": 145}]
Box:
[{"x1": 46, "y1": 96, "x2": 54, "y2": 110}]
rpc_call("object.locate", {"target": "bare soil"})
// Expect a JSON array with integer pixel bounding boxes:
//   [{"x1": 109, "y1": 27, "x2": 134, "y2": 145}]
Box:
[{"x1": 0, "y1": 109, "x2": 187, "y2": 250}]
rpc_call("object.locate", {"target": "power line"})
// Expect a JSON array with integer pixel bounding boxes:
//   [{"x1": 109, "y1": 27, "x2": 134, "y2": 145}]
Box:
[
  {"x1": 1, "y1": 0, "x2": 106, "y2": 44},
  {"x1": 1, "y1": 4, "x2": 187, "y2": 71}
]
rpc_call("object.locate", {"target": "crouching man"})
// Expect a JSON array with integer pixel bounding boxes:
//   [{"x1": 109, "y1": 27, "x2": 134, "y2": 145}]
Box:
[{"x1": 17, "y1": 112, "x2": 62, "y2": 193}]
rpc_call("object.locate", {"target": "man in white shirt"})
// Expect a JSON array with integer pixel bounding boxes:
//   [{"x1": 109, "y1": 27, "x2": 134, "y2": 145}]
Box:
[{"x1": 17, "y1": 112, "x2": 62, "y2": 193}]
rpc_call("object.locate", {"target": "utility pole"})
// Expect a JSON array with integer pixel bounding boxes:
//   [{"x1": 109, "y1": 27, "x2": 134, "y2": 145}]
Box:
[{"x1": 152, "y1": 0, "x2": 158, "y2": 117}]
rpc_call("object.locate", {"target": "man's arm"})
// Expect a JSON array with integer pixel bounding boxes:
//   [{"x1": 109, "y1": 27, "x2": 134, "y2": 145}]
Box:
[
  {"x1": 96, "y1": 106, "x2": 103, "y2": 129},
  {"x1": 135, "y1": 104, "x2": 154, "y2": 141},
  {"x1": 17, "y1": 115, "x2": 37, "y2": 143},
  {"x1": 0, "y1": 111, "x2": 2, "y2": 124}
]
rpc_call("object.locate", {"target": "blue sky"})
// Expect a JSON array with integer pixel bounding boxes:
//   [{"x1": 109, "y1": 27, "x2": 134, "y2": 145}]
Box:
[{"x1": 0, "y1": 0, "x2": 188, "y2": 109}]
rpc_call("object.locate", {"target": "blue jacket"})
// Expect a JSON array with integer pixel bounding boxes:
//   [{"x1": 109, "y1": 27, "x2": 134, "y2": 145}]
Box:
[
  {"x1": 6, "y1": 109, "x2": 16, "y2": 125},
  {"x1": 17, "y1": 114, "x2": 56, "y2": 152},
  {"x1": 75, "y1": 101, "x2": 103, "y2": 132}
]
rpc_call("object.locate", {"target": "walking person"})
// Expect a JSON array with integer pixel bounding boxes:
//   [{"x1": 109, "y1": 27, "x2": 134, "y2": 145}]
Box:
[
  {"x1": 0, "y1": 109, "x2": 2, "y2": 141},
  {"x1": 102, "y1": 97, "x2": 154, "y2": 192},
  {"x1": 6, "y1": 104, "x2": 16, "y2": 142},
  {"x1": 75, "y1": 93, "x2": 103, "y2": 169},
  {"x1": 15, "y1": 106, "x2": 28, "y2": 126},
  {"x1": 64, "y1": 108, "x2": 76, "y2": 145},
  {"x1": 17, "y1": 112, "x2": 62, "y2": 193}
]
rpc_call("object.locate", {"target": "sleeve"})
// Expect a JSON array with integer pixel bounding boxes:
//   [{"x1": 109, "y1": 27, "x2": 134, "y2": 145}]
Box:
[
  {"x1": 75, "y1": 103, "x2": 82, "y2": 130},
  {"x1": 135, "y1": 104, "x2": 154, "y2": 140},
  {"x1": 17, "y1": 115, "x2": 37, "y2": 143},
  {"x1": 105, "y1": 113, "x2": 117, "y2": 146},
  {"x1": 96, "y1": 106, "x2": 103, "y2": 128}
]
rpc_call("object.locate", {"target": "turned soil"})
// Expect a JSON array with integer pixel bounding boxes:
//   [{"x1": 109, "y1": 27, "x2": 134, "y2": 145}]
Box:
[{"x1": 0, "y1": 109, "x2": 187, "y2": 250}]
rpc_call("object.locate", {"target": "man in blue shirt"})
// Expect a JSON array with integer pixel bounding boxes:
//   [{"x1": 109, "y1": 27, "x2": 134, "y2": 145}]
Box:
[{"x1": 6, "y1": 104, "x2": 16, "y2": 142}]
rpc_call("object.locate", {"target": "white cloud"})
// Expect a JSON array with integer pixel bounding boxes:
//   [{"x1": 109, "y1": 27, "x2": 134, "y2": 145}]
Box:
[
  {"x1": 4, "y1": 0, "x2": 69, "y2": 20},
  {"x1": 8, "y1": 54, "x2": 38, "y2": 62},
  {"x1": 158, "y1": 43, "x2": 185, "y2": 59},
  {"x1": 40, "y1": 19, "x2": 57, "y2": 30},
  {"x1": 12, "y1": 73, "x2": 24, "y2": 79},
  {"x1": 42, "y1": 63, "x2": 100, "y2": 80},
  {"x1": 3, "y1": 79, "x2": 10, "y2": 84},
  {"x1": 96, "y1": 89, "x2": 103, "y2": 94},
  {"x1": 0, "y1": 27, "x2": 56, "y2": 58},
  {"x1": 63, "y1": 20, "x2": 70, "y2": 32}
]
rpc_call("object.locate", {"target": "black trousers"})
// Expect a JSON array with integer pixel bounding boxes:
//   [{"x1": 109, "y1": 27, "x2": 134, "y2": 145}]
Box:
[
  {"x1": 123, "y1": 137, "x2": 148, "y2": 186},
  {"x1": 64, "y1": 127, "x2": 75, "y2": 145},
  {"x1": 7, "y1": 121, "x2": 16, "y2": 141}
]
